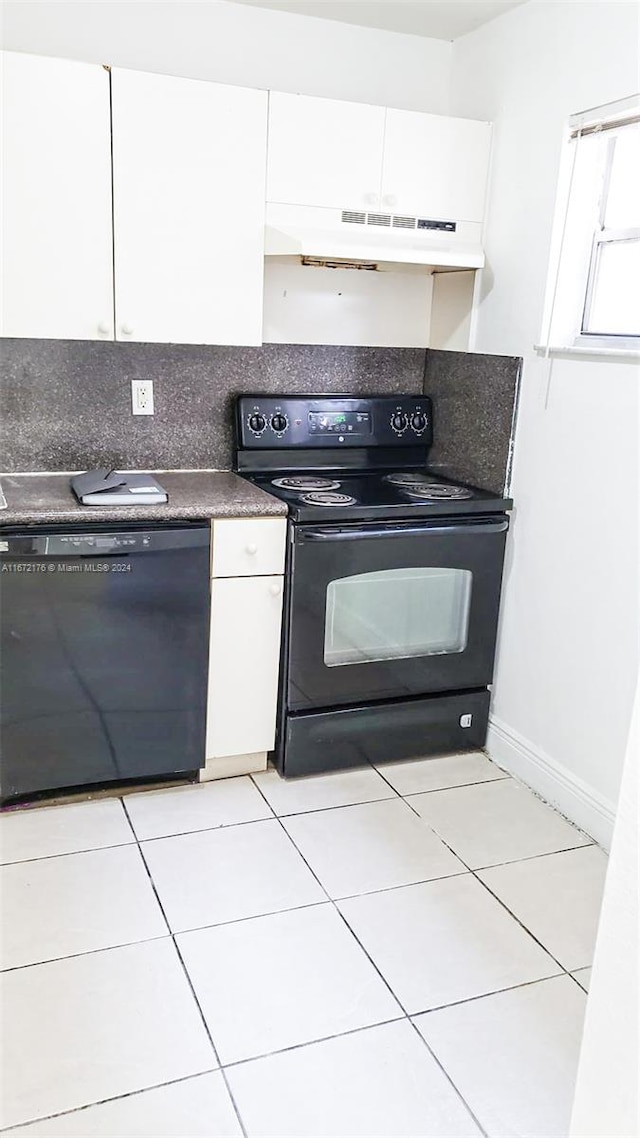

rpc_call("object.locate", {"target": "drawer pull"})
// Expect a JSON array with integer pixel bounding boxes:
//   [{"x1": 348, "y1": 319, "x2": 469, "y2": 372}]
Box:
[
  {"x1": 269, "y1": 582, "x2": 282, "y2": 596},
  {"x1": 246, "y1": 543, "x2": 258, "y2": 555}
]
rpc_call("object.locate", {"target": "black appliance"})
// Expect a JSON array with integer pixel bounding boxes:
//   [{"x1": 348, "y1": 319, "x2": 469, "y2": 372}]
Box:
[
  {"x1": 235, "y1": 394, "x2": 512, "y2": 778},
  {"x1": 0, "y1": 523, "x2": 210, "y2": 801}
]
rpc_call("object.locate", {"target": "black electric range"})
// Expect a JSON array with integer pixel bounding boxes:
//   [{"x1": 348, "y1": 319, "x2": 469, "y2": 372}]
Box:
[{"x1": 235, "y1": 394, "x2": 512, "y2": 778}]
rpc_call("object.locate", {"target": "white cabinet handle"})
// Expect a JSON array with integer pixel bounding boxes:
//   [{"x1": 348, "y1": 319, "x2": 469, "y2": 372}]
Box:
[
  {"x1": 121, "y1": 323, "x2": 134, "y2": 336},
  {"x1": 97, "y1": 321, "x2": 110, "y2": 335},
  {"x1": 269, "y1": 581, "x2": 282, "y2": 596},
  {"x1": 382, "y1": 194, "x2": 397, "y2": 208},
  {"x1": 246, "y1": 543, "x2": 258, "y2": 555},
  {"x1": 363, "y1": 192, "x2": 378, "y2": 206}
]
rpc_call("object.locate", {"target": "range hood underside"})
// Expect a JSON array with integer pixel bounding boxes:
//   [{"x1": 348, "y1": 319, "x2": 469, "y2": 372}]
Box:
[{"x1": 265, "y1": 204, "x2": 485, "y2": 271}]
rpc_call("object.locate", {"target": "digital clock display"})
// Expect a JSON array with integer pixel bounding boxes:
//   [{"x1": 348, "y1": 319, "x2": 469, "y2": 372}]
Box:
[{"x1": 308, "y1": 411, "x2": 372, "y2": 435}]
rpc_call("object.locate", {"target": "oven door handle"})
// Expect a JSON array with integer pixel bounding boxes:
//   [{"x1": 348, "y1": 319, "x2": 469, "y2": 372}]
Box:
[{"x1": 298, "y1": 518, "x2": 510, "y2": 542}]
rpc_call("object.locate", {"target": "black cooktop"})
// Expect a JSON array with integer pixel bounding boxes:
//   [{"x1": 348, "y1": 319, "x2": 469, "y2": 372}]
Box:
[
  {"x1": 235, "y1": 394, "x2": 512, "y2": 523},
  {"x1": 247, "y1": 468, "x2": 512, "y2": 523}
]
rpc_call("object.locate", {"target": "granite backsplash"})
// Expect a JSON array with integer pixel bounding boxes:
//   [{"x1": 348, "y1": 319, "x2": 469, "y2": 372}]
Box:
[
  {"x1": 0, "y1": 340, "x2": 521, "y2": 493},
  {"x1": 0, "y1": 341, "x2": 424, "y2": 473},
  {"x1": 424, "y1": 349, "x2": 522, "y2": 494}
]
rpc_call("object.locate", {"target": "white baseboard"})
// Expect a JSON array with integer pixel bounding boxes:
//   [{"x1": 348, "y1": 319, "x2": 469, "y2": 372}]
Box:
[{"x1": 487, "y1": 715, "x2": 616, "y2": 850}]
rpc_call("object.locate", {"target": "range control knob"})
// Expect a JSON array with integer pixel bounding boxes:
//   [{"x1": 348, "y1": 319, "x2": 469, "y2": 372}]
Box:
[
  {"x1": 271, "y1": 413, "x2": 288, "y2": 433},
  {"x1": 411, "y1": 411, "x2": 428, "y2": 433},
  {"x1": 391, "y1": 412, "x2": 408, "y2": 433},
  {"x1": 248, "y1": 413, "x2": 266, "y2": 433}
]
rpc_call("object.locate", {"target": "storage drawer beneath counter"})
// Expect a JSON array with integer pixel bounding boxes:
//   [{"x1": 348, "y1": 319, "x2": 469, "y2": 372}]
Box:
[
  {"x1": 280, "y1": 690, "x2": 490, "y2": 777},
  {"x1": 211, "y1": 517, "x2": 286, "y2": 577}
]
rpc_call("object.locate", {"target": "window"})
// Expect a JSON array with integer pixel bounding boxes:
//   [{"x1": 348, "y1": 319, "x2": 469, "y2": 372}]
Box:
[
  {"x1": 541, "y1": 95, "x2": 640, "y2": 354},
  {"x1": 581, "y1": 128, "x2": 640, "y2": 339}
]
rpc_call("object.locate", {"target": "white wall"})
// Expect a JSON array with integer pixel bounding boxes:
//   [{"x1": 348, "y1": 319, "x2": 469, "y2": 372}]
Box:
[
  {"x1": 0, "y1": 0, "x2": 451, "y2": 112},
  {"x1": 263, "y1": 261, "x2": 433, "y2": 347},
  {"x1": 451, "y1": 0, "x2": 640, "y2": 844},
  {"x1": 570, "y1": 675, "x2": 639, "y2": 1136},
  {"x1": 429, "y1": 271, "x2": 474, "y2": 351}
]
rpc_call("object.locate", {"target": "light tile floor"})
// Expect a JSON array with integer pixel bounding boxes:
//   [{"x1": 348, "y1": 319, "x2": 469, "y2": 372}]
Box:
[{"x1": 0, "y1": 752, "x2": 606, "y2": 1137}]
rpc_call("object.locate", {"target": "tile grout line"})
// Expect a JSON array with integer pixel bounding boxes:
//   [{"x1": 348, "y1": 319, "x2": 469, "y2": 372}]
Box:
[
  {"x1": 400, "y1": 791, "x2": 582, "y2": 981},
  {"x1": 374, "y1": 772, "x2": 511, "y2": 798},
  {"x1": 256, "y1": 793, "x2": 399, "y2": 819},
  {"x1": 470, "y1": 872, "x2": 581, "y2": 979},
  {"x1": 121, "y1": 798, "x2": 250, "y2": 1138},
  {"x1": 464, "y1": 841, "x2": 597, "y2": 870},
  {"x1": 568, "y1": 971, "x2": 590, "y2": 994},
  {"x1": 0, "y1": 837, "x2": 138, "y2": 868},
  {"x1": 172, "y1": 938, "x2": 250, "y2": 1138},
  {"x1": 247, "y1": 775, "x2": 489, "y2": 1138},
  {"x1": 0, "y1": 821, "x2": 594, "y2": 870},
  {"x1": 405, "y1": 1016, "x2": 490, "y2": 1138},
  {"x1": 0, "y1": 931, "x2": 173, "y2": 975},
  {"x1": 0, "y1": 1070, "x2": 221, "y2": 1135},
  {"x1": 408, "y1": 972, "x2": 573, "y2": 1018},
  {"x1": 219, "y1": 1014, "x2": 408, "y2": 1071}
]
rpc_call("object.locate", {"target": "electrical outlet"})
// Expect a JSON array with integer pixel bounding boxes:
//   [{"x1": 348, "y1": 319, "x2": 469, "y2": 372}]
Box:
[{"x1": 131, "y1": 379, "x2": 154, "y2": 416}]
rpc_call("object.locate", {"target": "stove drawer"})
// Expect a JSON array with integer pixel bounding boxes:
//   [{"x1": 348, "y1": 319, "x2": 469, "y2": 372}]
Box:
[
  {"x1": 211, "y1": 518, "x2": 286, "y2": 578},
  {"x1": 280, "y1": 691, "x2": 491, "y2": 777}
]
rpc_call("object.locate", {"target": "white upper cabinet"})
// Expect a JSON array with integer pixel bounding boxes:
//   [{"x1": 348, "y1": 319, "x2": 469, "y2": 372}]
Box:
[
  {"x1": 1, "y1": 52, "x2": 114, "y2": 340},
  {"x1": 266, "y1": 93, "x2": 491, "y2": 225},
  {"x1": 381, "y1": 110, "x2": 492, "y2": 223},
  {"x1": 267, "y1": 92, "x2": 386, "y2": 211},
  {"x1": 111, "y1": 69, "x2": 268, "y2": 345}
]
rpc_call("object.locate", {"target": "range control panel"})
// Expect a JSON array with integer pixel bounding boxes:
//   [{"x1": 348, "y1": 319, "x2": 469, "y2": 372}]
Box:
[{"x1": 236, "y1": 395, "x2": 433, "y2": 449}]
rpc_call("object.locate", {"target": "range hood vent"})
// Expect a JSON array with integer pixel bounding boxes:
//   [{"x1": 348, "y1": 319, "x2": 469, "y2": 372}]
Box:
[
  {"x1": 266, "y1": 204, "x2": 484, "y2": 270},
  {"x1": 340, "y1": 210, "x2": 457, "y2": 233}
]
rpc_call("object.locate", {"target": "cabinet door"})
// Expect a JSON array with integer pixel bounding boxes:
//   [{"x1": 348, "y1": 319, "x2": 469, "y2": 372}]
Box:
[
  {"x1": 1, "y1": 52, "x2": 113, "y2": 340},
  {"x1": 206, "y1": 575, "x2": 284, "y2": 758},
  {"x1": 267, "y1": 91, "x2": 386, "y2": 211},
  {"x1": 381, "y1": 109, "x2": 492, "y2": 223},
  {"x1": 111, "y1": 69, "x2": 267, "y2": 345}
]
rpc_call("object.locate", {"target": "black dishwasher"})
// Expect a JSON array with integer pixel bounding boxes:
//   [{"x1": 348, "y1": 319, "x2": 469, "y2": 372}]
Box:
[{"x1": 0, "y1": 523, "x2": 210, "y2": 801}]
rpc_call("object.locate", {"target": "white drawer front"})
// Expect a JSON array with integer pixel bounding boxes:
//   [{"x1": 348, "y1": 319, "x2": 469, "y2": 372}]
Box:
[{"x1": 211, "y1": 517, "x2": 286, "y2": 578}]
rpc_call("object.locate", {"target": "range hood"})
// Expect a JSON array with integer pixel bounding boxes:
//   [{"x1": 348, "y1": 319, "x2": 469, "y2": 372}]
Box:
[{"x1": 265, "y1": 203, "x2": 485, "y2": 271}]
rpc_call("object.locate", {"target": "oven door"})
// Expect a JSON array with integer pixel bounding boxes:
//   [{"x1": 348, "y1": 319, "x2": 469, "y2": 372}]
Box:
[{"x1": 286, "y1": 516, "x2": 509, "y2": 710}]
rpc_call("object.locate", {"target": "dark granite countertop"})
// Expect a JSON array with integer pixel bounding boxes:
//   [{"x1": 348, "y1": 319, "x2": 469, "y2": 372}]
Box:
[{"x1": 0, "y1": 471, "x2": 288, "y2": 526}]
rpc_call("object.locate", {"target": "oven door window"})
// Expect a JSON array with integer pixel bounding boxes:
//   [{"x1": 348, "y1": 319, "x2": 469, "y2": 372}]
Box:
[{"x1": 324, "y1": 567, "x2": 472, "y2": 667}]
